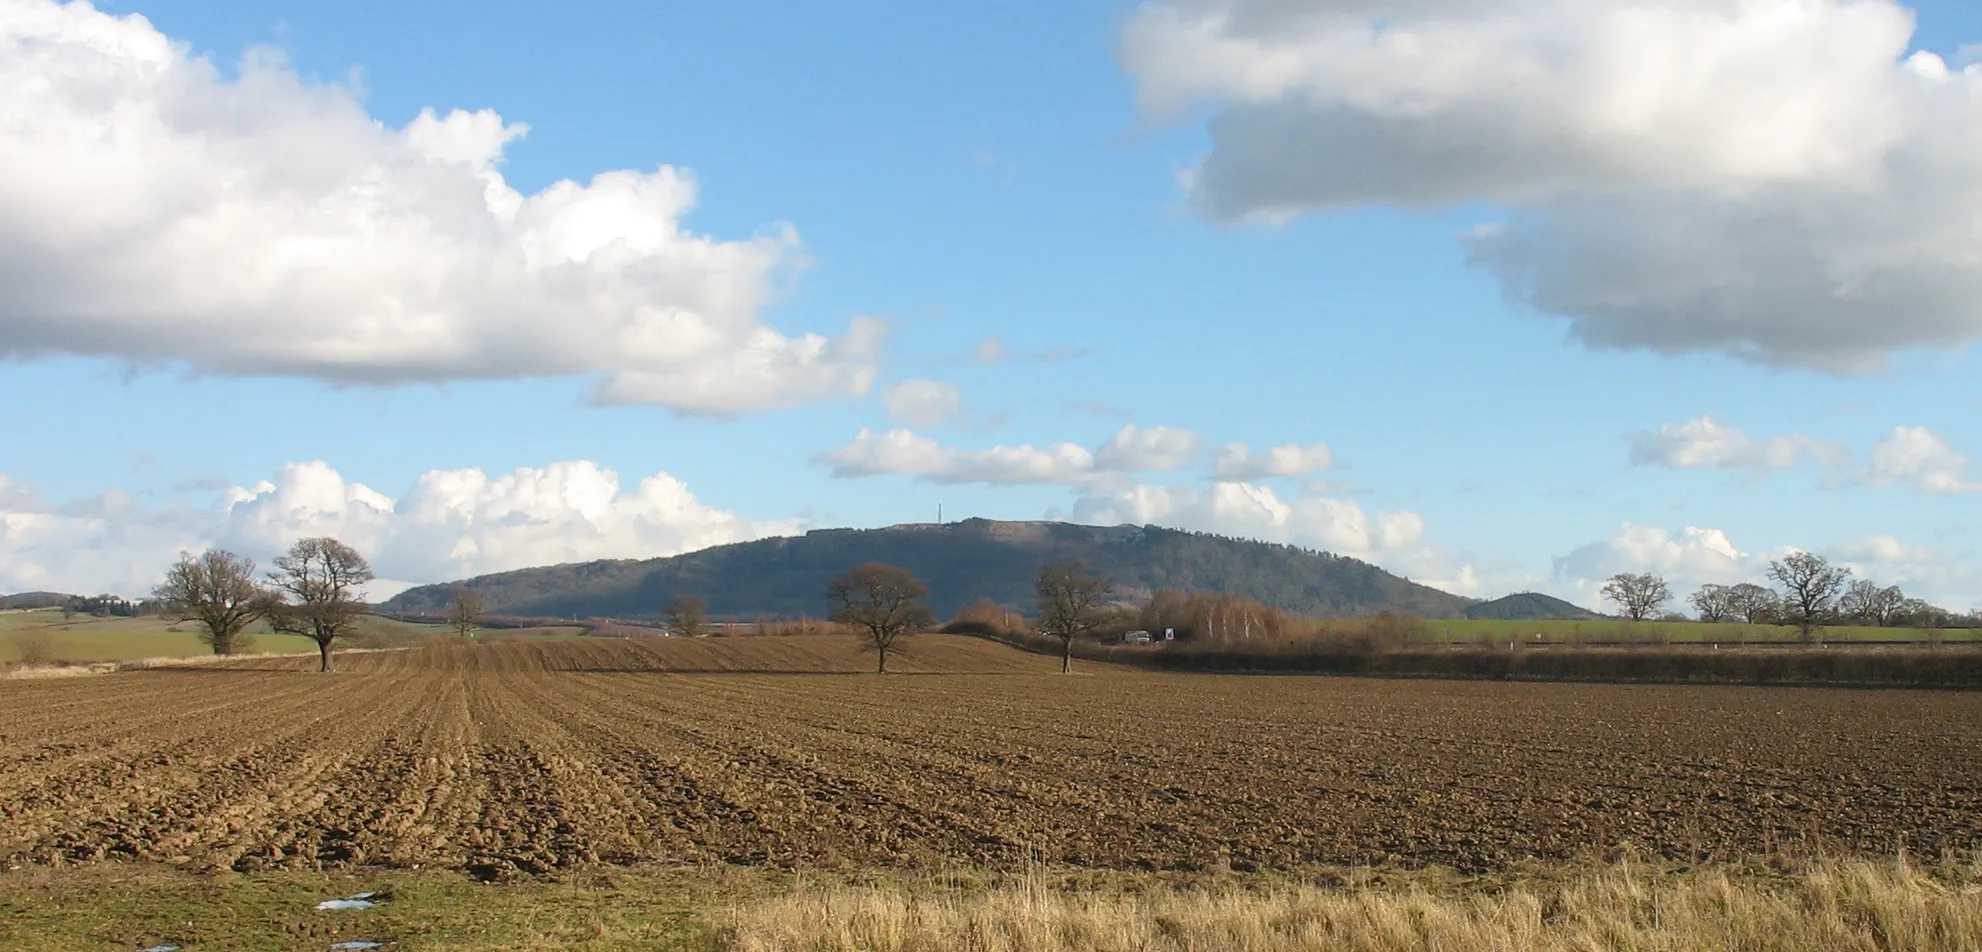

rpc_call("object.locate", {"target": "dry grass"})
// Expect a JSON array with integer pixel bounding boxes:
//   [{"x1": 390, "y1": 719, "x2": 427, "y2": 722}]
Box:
[
  {"x1": 0, "y1": 646, "x2": 406, "y2": 680},
  {"x1": 726, "y1": 858, "x2": 1982, "y2": 952}
]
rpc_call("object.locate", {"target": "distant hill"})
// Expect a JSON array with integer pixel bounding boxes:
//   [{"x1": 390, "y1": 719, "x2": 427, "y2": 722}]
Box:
[
  {"x1": 1464, "y1": 592, "x2": 1604, "y2": 621},
  {"x1": 381, "y1": 519, "x2": 1475, "y2": 621},
  {"x1": 0, "y1": 592, "x2": 75, "y2": 610}
]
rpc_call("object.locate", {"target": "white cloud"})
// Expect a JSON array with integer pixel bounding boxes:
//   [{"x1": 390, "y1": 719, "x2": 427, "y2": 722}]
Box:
[
  {"x1": 816, "y1": 429, "x2": 1096, "y2": 485},
  {"x1": 1071, "y1": 480, "x2": 1423, "y2": 560},
  {"x1": 881, "y1": 379, "x2": 963, "y2": 428},
  {"x1": 1550, "y1": 522, "x2": 1982, "y2": 612},
  {"x1": 1829, "y1": 535, "x2": 1982, "y2": 609},
  {"x1": 1123, "y1": 0, "x2": 1982, "y2": 369},
  {"x1": 1550, "y1": 522, "x2": 1768, "y2": 610},
  {"x1": 1866, "y1": 426, "x2": 1982, "y2": 494},
  {"x1": 1069, "y1": 479, "x2": 1491, "y2": 594},
  {"x1": 0, "y1": 461, "x2": 789, "y2": 598},
  {"x1": 1094, "y1": 425, "x2": 1204, "y2": 471},
  {"x1": 0, "y1": 0, "x2": 878, "y2": 414},
  {"x1": 1211, "y1": 441, "x2": 1332, "y2": 479},
  {"x1": 1625, "y1": 415, "x2": 1833, "y2": 471},
  {"x1": 1554, "y1": 523, "x2": 1754, "y2": 584},
  {"x1": 817, "y1": 424, "x2": 1203, "y2": 485}
]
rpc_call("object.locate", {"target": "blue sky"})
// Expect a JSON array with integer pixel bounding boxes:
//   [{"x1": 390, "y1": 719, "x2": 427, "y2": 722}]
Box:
[{"x1": 6, "y1": 0, "x2": 1982, "y2": 611}]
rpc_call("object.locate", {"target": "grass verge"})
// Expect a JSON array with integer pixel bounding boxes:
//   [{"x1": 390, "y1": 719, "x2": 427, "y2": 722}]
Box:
[{"x1": 4, "y1": 855, "x2": 1979, "y2": 951}]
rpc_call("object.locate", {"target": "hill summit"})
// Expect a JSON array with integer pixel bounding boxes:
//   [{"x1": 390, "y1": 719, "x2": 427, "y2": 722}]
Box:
[{"x1": 381, "y1": 519, "x2": 1474, "y2": 621}]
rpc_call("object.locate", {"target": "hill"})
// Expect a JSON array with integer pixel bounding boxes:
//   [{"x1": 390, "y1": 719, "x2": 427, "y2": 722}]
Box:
[
  {"x1": 381, "y1": 519, "x2": 1475, "y2": 621},
  {"x1": 1464, "y1": 592, "x2": 1605, "y2": 621},
  {"x1": 0, "y1": 592, "x2": 76, "y2": 610}
]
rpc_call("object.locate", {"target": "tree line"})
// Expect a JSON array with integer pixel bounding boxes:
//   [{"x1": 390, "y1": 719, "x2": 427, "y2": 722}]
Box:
[{"x1": 1601, "y1": 552, "x2": 1961, "y2": 641}]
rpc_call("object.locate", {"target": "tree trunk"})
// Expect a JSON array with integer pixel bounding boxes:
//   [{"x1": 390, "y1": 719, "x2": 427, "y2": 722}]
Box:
[
  {"x1": 318, "y1": 639, "x2": 334, "y2": 673},
  {"x1": 1061, "y1": 637, "x2": 1072, "y2": 674},
  {"x1": 876, "y1": 642, "x2": 887, "y2": 674}
]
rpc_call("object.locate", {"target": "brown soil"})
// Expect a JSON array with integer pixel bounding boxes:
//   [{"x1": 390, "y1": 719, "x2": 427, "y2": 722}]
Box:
[{"x1": 2, "y1": 635, "x2": 1977, "y2": 877}]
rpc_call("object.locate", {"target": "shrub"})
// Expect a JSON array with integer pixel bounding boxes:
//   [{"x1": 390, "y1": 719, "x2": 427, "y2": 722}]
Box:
[{"x1": 11, "y1": 630, "x2": 57, "y2": 666}]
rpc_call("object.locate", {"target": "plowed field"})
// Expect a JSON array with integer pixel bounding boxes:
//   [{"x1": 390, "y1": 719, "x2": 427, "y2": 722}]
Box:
[{"x1": 3, "y1": 635, "x2": 1978, "y2": 877}]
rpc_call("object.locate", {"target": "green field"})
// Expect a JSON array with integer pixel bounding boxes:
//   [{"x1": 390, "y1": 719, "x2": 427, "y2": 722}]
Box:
[
  {"x1": 0, "y1": 609, "x2": 601, "y2": 664},
  {"x1": 0, "y1": 611, "x2": 473, "y2": 664},
  {"x1": 1424, "y1": 617, "x2": 1978, "y2": 644},
  {"x1": 0, "y1": 611, "x2": 317, "y2": 663}
]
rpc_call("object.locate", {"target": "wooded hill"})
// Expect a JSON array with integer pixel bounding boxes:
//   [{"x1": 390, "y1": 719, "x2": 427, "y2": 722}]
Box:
[
  {"x1": 381, "y1": 519, "x2": 1476, "y2": 621},
  {"x1": 1463, "y1": 591, "x2": 1605, "y2": 621}
]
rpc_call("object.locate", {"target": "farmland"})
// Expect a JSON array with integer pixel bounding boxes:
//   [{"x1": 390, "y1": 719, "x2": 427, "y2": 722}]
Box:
[
  {"x1": 0, "y1": 610, "x2": 321, "y2": 663},
  {"x1": 0, "y1": 610, "x2": 583, "y2": 665},
  {"x1": 3, "y1": 635, "x2": 1978, "y2": 880}
]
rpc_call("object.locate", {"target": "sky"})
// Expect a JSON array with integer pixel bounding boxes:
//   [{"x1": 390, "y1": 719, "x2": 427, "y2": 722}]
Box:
[{"x1": 6, "y1": 0, "x2": 1982, "y2": 612}]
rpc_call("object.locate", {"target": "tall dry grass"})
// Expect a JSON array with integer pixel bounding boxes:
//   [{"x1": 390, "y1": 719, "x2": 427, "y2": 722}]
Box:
[{"x1": 725, "y1": 857, "x2": 1982, "y2": 952}]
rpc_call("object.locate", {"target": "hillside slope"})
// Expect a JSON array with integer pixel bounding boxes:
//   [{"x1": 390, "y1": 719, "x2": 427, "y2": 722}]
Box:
[{"x1": 382, "y1": 519, "x2": 1474, "y2": 620}]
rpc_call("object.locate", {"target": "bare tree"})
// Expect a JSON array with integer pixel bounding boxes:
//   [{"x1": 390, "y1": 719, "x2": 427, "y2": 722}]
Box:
[
  {"x1": 1895, "y1": 597, "x2": 1936, "y2": 628},
  {"x1": 265, "y1": 537, "x2": 375, "y2": 673},
  {"x1": 1725, "y1": 583, "x2": 1779, "y2": 625},
  {"x1": 1035, "y1": 562, "x2": 1111, "y2": 674},
  {"x1": 1865, "y1": 586, "x2": 1907, "y2": 628},
  {"x1": 1688, "y1": 584, "x2": 1737, "y2": 623},
  {"x1": 663, "y1": 594, "x2": 709, "y2": 639},
  {"x1": 1767, "y1": 552, "x2": 1850, "y2": 643},
  {"x1": 826, "y1": 563, "x2": 931, "y2": 673},
  {"x1": 1601, "y1": 573, "x2": 1671, "y2": 622},
  {"x1": 152, "y1": 549, "x2": 266, "y2": 655},
  {"x1": 446, "y1": 586, "x2": 485, "y2": 640},
  {"x1": 1838, "y1": 580, "x2": 1907, "y2": 628}
]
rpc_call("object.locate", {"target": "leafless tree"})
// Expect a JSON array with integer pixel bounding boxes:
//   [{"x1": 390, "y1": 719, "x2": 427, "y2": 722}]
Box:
[
  {"x1": 446, "y1": 586, "x2": 485, "y2": 640},
  {"x1": 1035, "y1": 562, "x2": 1111, "y2": 674},
  {"x1": 1838, "y1": 580, "x2": 1907, "y2": 628},
  {"x1": 1895, "y1": 597, "x2": 1936, "y2": 627},
  {"x1": 265, "y1": 537, "x2": 375, "y2": 673},
  {"x1": 663, "y1": 594, "x2": 709, "y2": 639},
  {"x1": 1688, "y1": 584, "x2": 1737, "y2": 623},
  {"x1": 1767, "y1": 552, "x2": 1850, "y2": 643},
  {"x1": 1725, "y1": 583, "x2": 1779, "y2": 625},
  {"x1": 1601, "y1": 573, "x2": 1670, "y2": 622},
  {"x1": 826, "y1": 563, "x2": 931, "y2": 673},
  {"x1": 152, "y1": 549, "x2": 266, "y2": 655}
]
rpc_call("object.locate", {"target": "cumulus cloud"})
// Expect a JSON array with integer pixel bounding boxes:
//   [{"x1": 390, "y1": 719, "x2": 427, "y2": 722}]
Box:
[
  {"x1": 0, "y1": 0, "x2": 878, "y2": 414},
  {"x1": 1211, "y1": 441, "x2": 1332, "y2": 479},
  {"x1": 1094, "y1": 425, "x2": 1204, "y2": 471},
  {"x1": 1553, "y1": 523, "x2": 1757, "y2": 591},
  {"x1": 1830, "y1": 535, "x2": 1982, "y2": 609},
  {"x1": 817, "y1": 429, "x2": 1096, "y2": 485},
  {"x1": 881, "y1": 380, "x2": 963, "y2": 428},
  {"x1": 1866, "y1": 426, "x2": 1982, "y2": 494},
  {"x1": 0, "y1": 461, "x2": 789, "y2": 597},
  {"x1": 817, "y1": 424, "x2": 1202, "y2": 485},
  {"x1": 1625, "y1": 415, "x2": 1836, "y2": 472},
  {"x1": 1551, "y1": 521, "x2": 1982, "y2": 611},
  {"x1": 1122, "y1": 0, "x2": 1982, "y2": 368}
]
